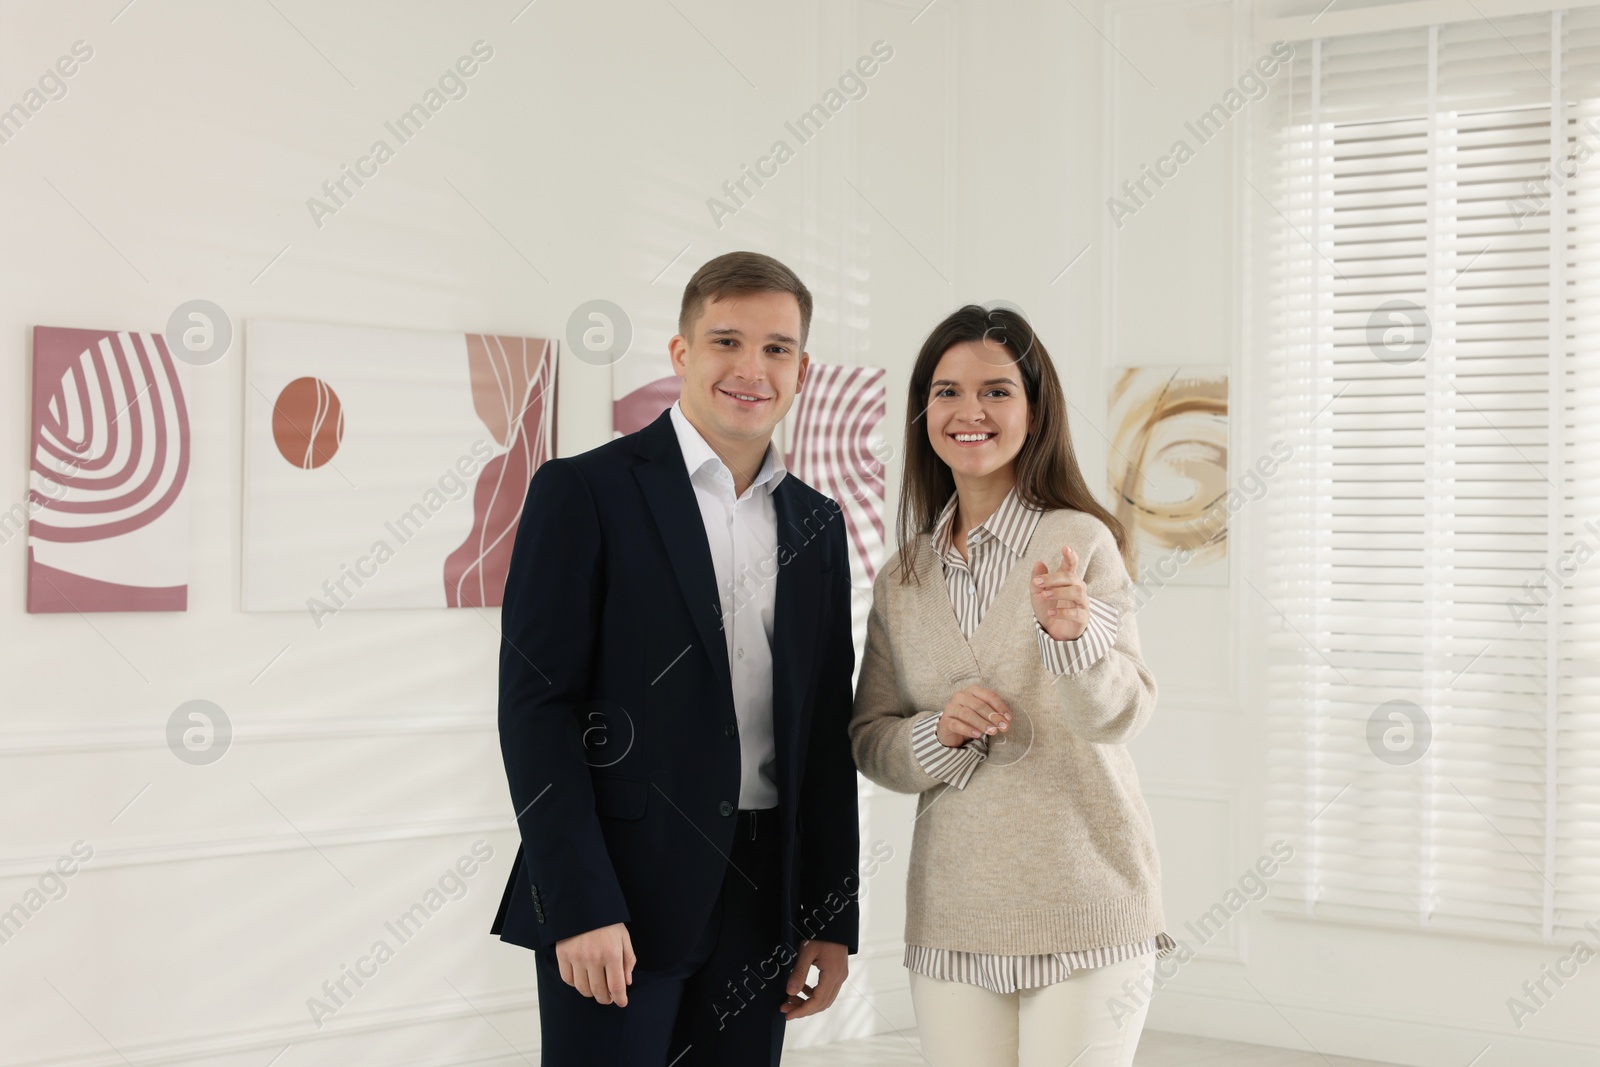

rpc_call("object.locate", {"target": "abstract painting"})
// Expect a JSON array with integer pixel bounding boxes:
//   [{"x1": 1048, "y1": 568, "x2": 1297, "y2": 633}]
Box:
[
  {"x1": 784, "y1": 363, "x2": 888, "y2": 587},
  {"x1": 611, "y1": 350, "x2": 679, "y2": 438},
  {"x1": 26, "y1": 326, "x2": 191, "y2": 613},
  {"x1": 244, "y1": 319, "x2": 556, "y2": 616},
  {"x1": 1107, "y1": 366, "x2": 1228, "y2": 587}
]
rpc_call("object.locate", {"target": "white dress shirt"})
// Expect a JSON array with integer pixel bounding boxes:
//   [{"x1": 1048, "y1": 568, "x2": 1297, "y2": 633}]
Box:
[{"x1": 668, "y1": 399, "x2": 784, "y2": 809}]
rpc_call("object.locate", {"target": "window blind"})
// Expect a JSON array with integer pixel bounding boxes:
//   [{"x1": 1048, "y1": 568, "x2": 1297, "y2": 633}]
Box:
[{"x1": 1258, "y1": 7, "x2": 1600, "y2": 943}]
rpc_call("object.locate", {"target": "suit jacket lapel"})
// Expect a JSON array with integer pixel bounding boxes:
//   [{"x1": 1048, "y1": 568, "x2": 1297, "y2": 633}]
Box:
[
  {"x1": 632, "y1": 411, "x2": 734, "y2": 703},
  {"x1": 771, "y1": 479, "x2": 824, "y2": 750}
]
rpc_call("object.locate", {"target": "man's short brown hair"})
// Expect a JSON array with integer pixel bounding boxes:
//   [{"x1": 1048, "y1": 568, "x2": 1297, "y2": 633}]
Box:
[{"x1": 678, "y1": 251, "x2": 813, "y2": 349}]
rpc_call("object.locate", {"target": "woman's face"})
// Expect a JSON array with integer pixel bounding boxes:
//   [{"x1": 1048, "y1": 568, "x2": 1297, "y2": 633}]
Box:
[{"x1": 924, "y1": 337, "x2": 1030, "y2": 483}]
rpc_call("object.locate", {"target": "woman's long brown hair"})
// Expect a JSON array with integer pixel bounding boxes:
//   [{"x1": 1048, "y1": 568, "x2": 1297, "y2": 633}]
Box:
[{"x1": 893, "y1": 304, "x2": 1128, "y2": 584}]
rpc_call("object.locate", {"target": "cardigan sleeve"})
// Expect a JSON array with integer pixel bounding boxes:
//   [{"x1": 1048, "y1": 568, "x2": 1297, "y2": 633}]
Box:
[
  {"x1": 1043, "y1": 521, "x2": 1159, "y2": 744},
  {"x1": 848, "y1": 571, "x2": 952, "y2": 795}
]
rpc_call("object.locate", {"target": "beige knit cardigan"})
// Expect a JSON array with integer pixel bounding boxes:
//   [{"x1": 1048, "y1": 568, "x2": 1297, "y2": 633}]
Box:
[{"x1": 849, "y1": 506, "x2": 1167, "y2": 956}]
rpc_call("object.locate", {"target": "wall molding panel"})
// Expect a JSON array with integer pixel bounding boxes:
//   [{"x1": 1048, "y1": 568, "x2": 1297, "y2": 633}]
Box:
[
  {"x1": 0, "y1": 812, "x2": 511, "y2": 879},
  {"x1": 0, "y1": 711, "x2": 495, "y2": 758}
]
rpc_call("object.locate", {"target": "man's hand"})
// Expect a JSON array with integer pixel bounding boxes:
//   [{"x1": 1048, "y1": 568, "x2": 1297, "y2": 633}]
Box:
[
  {"x1": 780, "y1": 939, "x2": 848, "y2": 1020},
  {"x1": 555, "y1": 922, "x2": 636, "y2": 1007},
  {"x1": 1032, "y1": 544, "x2": 1089, "y2": 641}
]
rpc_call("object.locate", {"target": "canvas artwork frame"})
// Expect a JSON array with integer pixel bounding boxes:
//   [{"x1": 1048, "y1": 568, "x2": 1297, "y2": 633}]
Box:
[
  {"x1": 1107, "y1": 366, "x2": 1229, "y2": 588},
  {"x1": 243, "y1": 319, "x2": 557, "y2": 617}
]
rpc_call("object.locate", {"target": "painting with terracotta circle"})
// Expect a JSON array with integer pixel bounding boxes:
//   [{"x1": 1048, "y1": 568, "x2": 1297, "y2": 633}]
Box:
[
  {"x1": 271, "y1": 376, "x2": 345, "y2": 469},
  {"x1": 244, "y1": 319, "x2": 557, "y2": 615},
  {"x1": 25, "y1": 326, "x2": 191, "y2": 613},
  {"x1": 1107, "y1": 366, "x2": 1229, "y2": 587}
]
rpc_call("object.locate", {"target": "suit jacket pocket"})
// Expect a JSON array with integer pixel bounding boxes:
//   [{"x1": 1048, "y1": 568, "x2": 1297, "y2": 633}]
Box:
[{"x1": 592, "y1": 774, "x2": 648, "y2": 820}]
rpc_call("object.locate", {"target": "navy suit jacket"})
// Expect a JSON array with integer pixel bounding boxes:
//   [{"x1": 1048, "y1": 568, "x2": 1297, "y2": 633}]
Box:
[{"x1": 490, "y1": 407, "x2": 861, "y2": 966}]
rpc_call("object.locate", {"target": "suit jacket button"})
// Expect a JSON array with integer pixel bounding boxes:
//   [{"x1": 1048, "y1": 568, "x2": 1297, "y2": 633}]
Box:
[
  {"x1": 724, "y1": 723, "x2": 737, "y2": 737},
  {"x1": 719, "y1": 800, "x2": 734, "y2": 816}
]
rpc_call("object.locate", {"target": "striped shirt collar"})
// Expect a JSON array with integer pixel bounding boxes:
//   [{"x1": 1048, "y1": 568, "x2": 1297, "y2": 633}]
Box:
[{"x1": 932, "y1": 484, "x2": 1042, "y2": 564}]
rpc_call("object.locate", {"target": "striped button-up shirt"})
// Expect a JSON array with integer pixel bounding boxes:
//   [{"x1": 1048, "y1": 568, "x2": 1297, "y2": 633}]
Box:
[{"x1": 904, "y1": 486, "x2": 1174, "y2": 993}]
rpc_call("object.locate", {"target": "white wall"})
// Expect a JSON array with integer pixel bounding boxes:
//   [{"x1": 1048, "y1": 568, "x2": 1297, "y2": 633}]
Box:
[
  {"x1": 1103, "y1": 1, "x2": 1600, "y2": 1064},
  {"x1": 0, "y1": 1, "x2": 1109, "y2": 1063}
]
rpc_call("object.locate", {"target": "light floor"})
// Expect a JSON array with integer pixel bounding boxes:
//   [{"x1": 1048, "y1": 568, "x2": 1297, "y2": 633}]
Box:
[{"x1": 785, "y1": 1029, "x2": 1410, "y2": 1066}]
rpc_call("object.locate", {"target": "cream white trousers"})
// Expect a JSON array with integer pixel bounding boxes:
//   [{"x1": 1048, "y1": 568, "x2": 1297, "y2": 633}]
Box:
[{"x1": 907, "y1": 952, "x2": 1154, "y2": 1067}]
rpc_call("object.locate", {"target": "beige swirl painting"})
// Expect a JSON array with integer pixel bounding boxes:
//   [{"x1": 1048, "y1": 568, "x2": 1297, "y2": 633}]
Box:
[{"x1": 1108, "y1": 367, "x2": 1228, "y2": 586}]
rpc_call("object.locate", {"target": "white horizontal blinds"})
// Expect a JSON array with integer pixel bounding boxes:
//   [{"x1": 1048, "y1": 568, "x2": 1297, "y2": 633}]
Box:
[
  {"x1": 1432, "y1": 13, "x2": 1563, "y2": 940},
  {"x1": 1259, "y1": 28, "x2": 1443, "y2": 930},
  {"x1": 1256, "y1": 33, "x2": 1324, "y2": 916},
  {"x1": 1276, "y1": 27, "x2": 1447, "y2": 931},
  {"x1": 1556, "y1": 5, "x2": 1600, "y2": 927},
  {"x1": 1260, "y1": 10, "x2": 1600, "y2": 943}
]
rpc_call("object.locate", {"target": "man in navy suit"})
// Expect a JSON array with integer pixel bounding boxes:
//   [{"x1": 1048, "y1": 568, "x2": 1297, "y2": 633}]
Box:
[{"x1": 491, "y1": 251, "x2": 860, "y2": 1065}]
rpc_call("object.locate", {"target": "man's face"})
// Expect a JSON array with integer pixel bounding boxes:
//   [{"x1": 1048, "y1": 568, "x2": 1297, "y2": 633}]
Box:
[{"x1": 669, "y1": 290, "x2": 809, "y2": 447}]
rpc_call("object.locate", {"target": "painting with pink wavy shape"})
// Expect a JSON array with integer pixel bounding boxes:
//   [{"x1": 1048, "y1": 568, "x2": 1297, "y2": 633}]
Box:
[
  {"x1": 612, "y1": 375, "x2": 681, "y2": 437},
  {"x1": 784, "y1": 363, "x2": 886, "y2": 584},
  {"x1": 444, "y1": 335, "x2": 558, "y2": 607},
  {"x1": 26, "y1": 326, "x2": 190, "y2": 613}
]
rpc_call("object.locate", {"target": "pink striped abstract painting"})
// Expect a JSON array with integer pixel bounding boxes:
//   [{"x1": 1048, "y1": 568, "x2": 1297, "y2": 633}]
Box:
[{"x1": 784, "y1": 362, "x2": 887, "y2": 585}]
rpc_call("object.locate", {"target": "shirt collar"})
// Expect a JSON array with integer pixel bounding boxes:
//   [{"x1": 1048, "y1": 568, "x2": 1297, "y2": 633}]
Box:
[
  {"x1": 668, "y1": 399, "x2": 787, "y2": 494},
  {"x1": 932, "y1": 484, "x2": 1042, "y2": 561}
]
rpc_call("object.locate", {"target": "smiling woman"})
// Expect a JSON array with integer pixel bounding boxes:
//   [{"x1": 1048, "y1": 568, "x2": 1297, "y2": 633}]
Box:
[
  {"x1": 851, "y1": 304, "x2": 1168, "y2": 1067},
  {"x1": 892, "y1": 305, "x2": 1126, "y2": 581}
]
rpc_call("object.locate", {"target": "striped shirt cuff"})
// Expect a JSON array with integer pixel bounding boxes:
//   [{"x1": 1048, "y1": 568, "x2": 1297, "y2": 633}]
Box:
[
  {"x1": 1035, "y1": 595, "x2": 1119, "y2": 676},
  {"x1": 911, "y1": 712, "x2": 986, "y2": 790}
]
